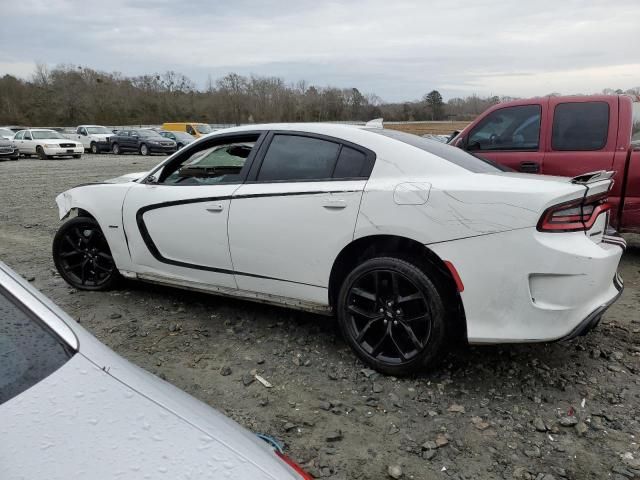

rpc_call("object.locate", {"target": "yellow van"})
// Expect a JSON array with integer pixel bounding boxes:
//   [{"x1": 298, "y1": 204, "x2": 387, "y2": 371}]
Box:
[{"x1": 161, "y1": 122, "x2": 213, "y2": 138}]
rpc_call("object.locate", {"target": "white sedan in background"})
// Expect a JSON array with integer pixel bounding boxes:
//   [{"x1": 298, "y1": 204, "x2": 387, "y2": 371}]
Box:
[
  {"x1": 13, "y1": 128, "x2": 83, "y2": 159},
  {"x1": 0, "y1": 261, "x2": 311, "y2": 480},
  {"x1": 53, "y1": 123, "x2": 624, "y2": 375}
]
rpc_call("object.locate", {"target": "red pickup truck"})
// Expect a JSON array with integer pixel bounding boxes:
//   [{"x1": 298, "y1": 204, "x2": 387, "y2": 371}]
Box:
[{"x1": 450, "y1": 95, "x2": 640, "y2": 232}]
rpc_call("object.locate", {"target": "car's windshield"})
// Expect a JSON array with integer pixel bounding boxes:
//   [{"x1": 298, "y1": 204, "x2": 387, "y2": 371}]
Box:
[
  {"x1": 195, "y1": 124, "x2": 213, "y2": 134},
  {"x1": 86, "y1": 126, "x2": 111, "y2": 135},
  {"x1": 0, "y1": 128, "x2": 13, "y2": 137},
  {"x1": 632, "y1": 100, "x2": 640, "y2": 145},
  {"x1": 367, "y1": 128, "x2": 504, "y2": 173},
  {"x1": 137, "y1": 130, "x2": 163, "y2": 139},
  {"x1": 32, "y1": 130, "x2": 65, "y2": 140}
]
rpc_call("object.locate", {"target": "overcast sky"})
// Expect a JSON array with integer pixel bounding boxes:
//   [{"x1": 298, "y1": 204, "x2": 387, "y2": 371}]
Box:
[{"x1": 0, "y1": 0, "x2": 638, "y2": 102}]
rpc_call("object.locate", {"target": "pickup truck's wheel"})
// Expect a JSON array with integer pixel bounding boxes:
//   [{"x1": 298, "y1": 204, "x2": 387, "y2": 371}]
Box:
[
  {"x1": 90, "y1": 142, "x2": 99, "y2": 154},
  {"x1": 140, "y1": 144, "x2": 149, "y2": 156},
  {"x1": 36, "y1": 146, "x2": 51, "y2": 160},
  {"x1": 52, "y1": 216, "x2": 120, "y2": 291},
  {"x1": 112, "y1": 143, "x2": 120, "y2": 155},
  {"x1": 337, "y1": 256, "x2": 446, "y2": 375}
]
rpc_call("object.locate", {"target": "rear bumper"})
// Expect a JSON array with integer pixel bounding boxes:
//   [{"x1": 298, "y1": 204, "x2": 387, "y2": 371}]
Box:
[
  {"x1": 558, "y1": 272, "x2": 623, "y2": 341},
  {"x1": 429, "y1": 227, "x2": 625, "y2": 343}
]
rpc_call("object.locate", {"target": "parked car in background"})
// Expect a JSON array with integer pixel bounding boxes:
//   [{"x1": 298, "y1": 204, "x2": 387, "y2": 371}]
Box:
[
  {"x1": 162, "y1": 122, "x2": 213, "y2": 138},
  {"x1": 0, "y1": 261, "x2": 311, "y2": 480},
  {"x1": 0, "y1": 127, "x2": 15, "y2": 140},
  {"x1": 110, "y1": 129, "x2": 177, "y2": 156},
  {"x1": 65, "y1": 125, "x2": 114, "y2": 154},
  {"x1": 53, "y1": 123, "x2": 623, "y2": 375},
  {"x1": 451, "y1": 94, "x2": 640, "y2": 232},
  {"x1": 0, "y1": 137, "x2": 19, "y2": 160},
  {"x1": 159, "y1": 130, "x2": 195, "y2": 149},
  {"x1": 13, "y1": 129, "x2": 83, "y2": 159}
]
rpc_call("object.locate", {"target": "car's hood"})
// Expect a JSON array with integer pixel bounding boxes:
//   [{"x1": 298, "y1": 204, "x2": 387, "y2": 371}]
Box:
[
  {"x1": 104, "y1": 171, "x2": 148, "y2": 183},
  {"x1": 0, "y1": 353, "x2": 298, "y2": 480},
  {"x1": 41, "y1": 138, "x2": 79, "y2": 145}
]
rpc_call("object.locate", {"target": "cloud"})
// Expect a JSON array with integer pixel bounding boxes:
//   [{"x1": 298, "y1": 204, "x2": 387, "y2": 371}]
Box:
[{"x1": 0, "y1": 0, "x2": 638, "y2": 101}]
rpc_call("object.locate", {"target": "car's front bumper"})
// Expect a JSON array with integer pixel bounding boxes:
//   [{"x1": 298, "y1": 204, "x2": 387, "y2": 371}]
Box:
[
  {"x1": 44, "y1": 146, "x2": 84, "y2": 156},
  {"x1": 0, "y1": 148, "x2": 19, "y2": 160},
  {"x1": 429, "y1": 227, "x2": 625, "y2": 343},
  {"x1": 148, "y1": 144, "x2": 177, "y2": 154}
]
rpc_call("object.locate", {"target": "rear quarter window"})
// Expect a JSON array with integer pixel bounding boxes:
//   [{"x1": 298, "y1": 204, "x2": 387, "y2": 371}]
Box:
[
  {"x1": 552, "y1": 102, "x2": 610, "y2": 151},
  {"x1": 632, "y1": 101, "x2": 640, "y2": 145}
]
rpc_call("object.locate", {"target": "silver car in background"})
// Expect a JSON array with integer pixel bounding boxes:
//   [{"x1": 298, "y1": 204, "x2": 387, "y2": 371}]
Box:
[{"x1": 0, "y1": 261, "x2": 311, "y2": 480}]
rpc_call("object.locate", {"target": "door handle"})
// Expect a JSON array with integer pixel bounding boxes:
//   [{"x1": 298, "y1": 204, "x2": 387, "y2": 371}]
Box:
[
  {"x1": 205, "y1": 203, "x2": 224, "y2": 213},
  {"x1": 519, "y1": 161, "x2": 540, "y2": 173},
  {"x1": 323, "y1": 199, "x2": 347, "y2": 209}
]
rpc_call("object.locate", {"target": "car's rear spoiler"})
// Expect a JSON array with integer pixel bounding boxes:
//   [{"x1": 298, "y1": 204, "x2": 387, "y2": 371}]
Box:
[{"x1": 570, "y1": 170, "x2": 615, "y2": 185}]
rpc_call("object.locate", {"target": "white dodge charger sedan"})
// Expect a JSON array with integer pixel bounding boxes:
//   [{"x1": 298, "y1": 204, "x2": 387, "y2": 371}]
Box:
[
  {"x1": 52, "y1": 124, "x2": 624, "y2": 375},
  {"x1": 14, "y1": 128, "x2": 84, "y2": 159},
  {"x1": 0, "y1": 261, "x2": 311, "y2": 479}
]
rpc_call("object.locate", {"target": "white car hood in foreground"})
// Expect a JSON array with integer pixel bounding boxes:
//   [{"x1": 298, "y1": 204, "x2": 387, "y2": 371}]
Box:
[{"x1": 0, "y1": 352, "x2": 297, "y2": 480}]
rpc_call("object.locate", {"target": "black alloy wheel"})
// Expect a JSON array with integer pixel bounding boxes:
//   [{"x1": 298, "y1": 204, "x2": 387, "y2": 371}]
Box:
[
  {"x1": 52, "y1": 217, "x2": 119, "y2": 290},
  {"x1": 337, "y1": 257, "x2": 446, "y2": 375}
]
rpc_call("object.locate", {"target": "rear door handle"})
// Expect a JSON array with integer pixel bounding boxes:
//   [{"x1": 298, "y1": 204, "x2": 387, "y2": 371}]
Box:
[
  {"x1": 205, "y1": 203, "x2": 224, "y2": 213},
  {"x1": 519, "y1": 161, "x2": 540, "y2": 173},
  {"x1": 323, "y1": 199, "x2": 347, "y2": 209}
]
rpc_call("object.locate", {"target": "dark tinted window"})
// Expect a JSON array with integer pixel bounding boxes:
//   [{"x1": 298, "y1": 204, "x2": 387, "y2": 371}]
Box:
[
  {"x1": 333, "y1": 146, "x2": 369, "y2": 178},
  {"x1": 633, "y1": 101, "x2": 640, "y2": 145},
  {"x1": 368, "y1": 128, "x2": 503, "y2": 173},
  {"x1": 258, "y1": 135, "x2": 340, "y2": 181},
  {"x1": 552, "y1": 102, "x2": 609, "y2": 151},
  {"x1": 467, "y1": 105, "x2": 541, "y2": 151},
  {"x1": 0, "y1": 288, "x2": 72, "y2": 405}
]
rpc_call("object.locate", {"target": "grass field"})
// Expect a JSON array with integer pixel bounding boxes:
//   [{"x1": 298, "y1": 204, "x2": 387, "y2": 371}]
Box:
[{"x1": 385, "y1": 121, "x2": 470, "y2": 136}]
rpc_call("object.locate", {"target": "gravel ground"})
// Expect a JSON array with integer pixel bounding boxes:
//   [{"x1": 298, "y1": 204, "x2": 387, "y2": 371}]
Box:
[{"x1": 1, "y1": 154, "x2": 640, "y2": 480}]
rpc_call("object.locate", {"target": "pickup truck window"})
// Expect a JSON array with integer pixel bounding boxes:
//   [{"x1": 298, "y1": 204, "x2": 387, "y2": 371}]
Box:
[
  {"x1": 466, "y1": 105, "x2": 541, "y2": 152},
  {"x1": 632, "y1": 101, "x2": 640, "y2": 145},
  {"x1": 552, "y1": 102, "x2": 609, "y2": 151}
]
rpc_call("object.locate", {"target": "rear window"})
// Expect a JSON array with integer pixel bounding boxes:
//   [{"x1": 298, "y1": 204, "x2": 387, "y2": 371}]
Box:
[
  {"x1": 632, "y1": 101, "x2": 640, "y2": 145},
  {"x1": 367, "y1": 129, "x2": 503, "y2": 173},
  {"x1": 552, "y1": 102, "x2": 609, "y2": 151},
  {"x1": 0, "y1": 287, "x2": 72, "y2": 405}
]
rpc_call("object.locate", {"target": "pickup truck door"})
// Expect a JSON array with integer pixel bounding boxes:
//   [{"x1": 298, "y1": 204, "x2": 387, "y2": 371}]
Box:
[
  {"x1": 542, "y1": 97, "x2": 617, "y2": 177},
  {"x1": 460, "y1": 101, "x2": 547, "y2": 173}
]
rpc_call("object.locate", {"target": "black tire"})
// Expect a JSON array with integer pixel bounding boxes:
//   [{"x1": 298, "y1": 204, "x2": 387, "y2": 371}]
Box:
[
  {"x1": 112, "y1": 143, "x2": 120, "y2": 155},
  {"x1": 73, "y1": 154, "x2": 81, "y2": 159},
  {"x1": 90, "y1": 142, "x2": 99, "y2": 154},
  {"x1": 139, "y1": 143, "x2": 149, "y2": 156},
  {"x1": 177, "y1": 143, "x2": 184, "y2": 149},
  {"x1": 36, "y1": 146, "x2": 50, "y2": 160},
  {"x1": 336, "y1": 256, "x2": 446, "y2": 376},
  {"x1": 52, "y1": 216, "x2": 120, "y2": 291}
]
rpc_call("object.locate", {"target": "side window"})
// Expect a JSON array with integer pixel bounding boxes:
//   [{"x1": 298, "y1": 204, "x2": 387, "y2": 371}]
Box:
[
  {"x1": 632, "y1": 101, "x2": 640, "y2": 145},
  {"x1": 158, "y1": 135, "x2": 259, "y2": 185},
  {"x1": 467, "y1": 105, "x2": 541, "y2": 151},
  {"x1": 14, "y1": 131, "x2": 23, "y2": 140},
  {"x1": 552, "y1": 102, "x2": 609, "y2": 151},
  {"x1": 0, "y1": 289, "x2": 72, "y2": 405},
  {"x1": 23, "y1": 131, "x2": 32, "y2": 140},
  {"x1": 257, "y1": 135, "x2": 340, "y2": 182},
  {"x1": 79, "y1": 128, "x2": 87, "y2": 136},
  {"x1": 333, "y1": 146, "x2": 372, "y2": 179}
]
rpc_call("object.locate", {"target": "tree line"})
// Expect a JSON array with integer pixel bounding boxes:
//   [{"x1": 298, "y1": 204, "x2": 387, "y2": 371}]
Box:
[{"x1": 0, "y1": 64, "x2": 637, "y2": 127}]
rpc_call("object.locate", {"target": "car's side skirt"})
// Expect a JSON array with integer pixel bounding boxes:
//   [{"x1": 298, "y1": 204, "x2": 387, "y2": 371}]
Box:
[{"x1": 127, "y1": 270, "x2": 333, "y2": 315}]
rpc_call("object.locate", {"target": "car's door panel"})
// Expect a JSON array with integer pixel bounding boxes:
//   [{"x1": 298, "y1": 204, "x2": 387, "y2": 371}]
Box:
[
  {"x1": 228, "y1": 181, "x2": 365, "y2": 296},
  {"x1": 122, "y1": 183, "x2": 240, "y2": 288}
]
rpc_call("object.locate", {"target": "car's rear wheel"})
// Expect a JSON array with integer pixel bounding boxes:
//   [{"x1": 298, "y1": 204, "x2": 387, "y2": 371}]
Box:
[
  {"x1": 337, "y1": 256, "x2": 446, "y2": 375},
  {"x1": 112, "y1": 143, "x2": 120, "y2": 155},
  {"x1": 52, "y1": 216, "x2": 120, "y2": 290},
  {"x1": 90, "y1": 142, "x2": 99, "y2": 154},
  {"x1": 140, "y1": 144, "x2": 149, "y2": 156},
  {"x1": 36, "y1": 146, "x2": 50, "y2": 160}
]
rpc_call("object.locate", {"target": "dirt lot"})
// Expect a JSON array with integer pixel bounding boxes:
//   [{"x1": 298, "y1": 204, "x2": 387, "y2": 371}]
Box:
[
  {"x1": 1, "y1": 154, "x2": 639, "y2": 480},
  {"x1": 385, "y1": 121, "x2": 470, "y2": 136}
]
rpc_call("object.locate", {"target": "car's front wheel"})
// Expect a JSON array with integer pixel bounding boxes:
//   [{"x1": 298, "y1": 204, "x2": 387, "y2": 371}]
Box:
[
  {"x1": 90, "y1": 142, "x2": 99, "y2": 154},
  {"x1": 140, "y1": 144, "x2": 149, "y2": 156},
  {"x1": 52, "y1": 216, "x2": 120, "y2": 290},
  {"x1": 337, "y1": 256, "x2": 446, "y2": 375},
  {"x1": 112, "y1": 143, "x2": 120, "y2": 155},
  {"x1": 36, "y1": 146, "x2": 51, "y2": 160}
]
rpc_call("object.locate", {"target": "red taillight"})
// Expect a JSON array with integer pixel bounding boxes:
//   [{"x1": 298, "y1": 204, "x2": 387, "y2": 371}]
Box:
[
  {"x1": 537, "y1": 194, "x2": 611, "y2": 232},
  {"x1": 276, "y1": 451, "x2": 314, "y2": 479}
]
